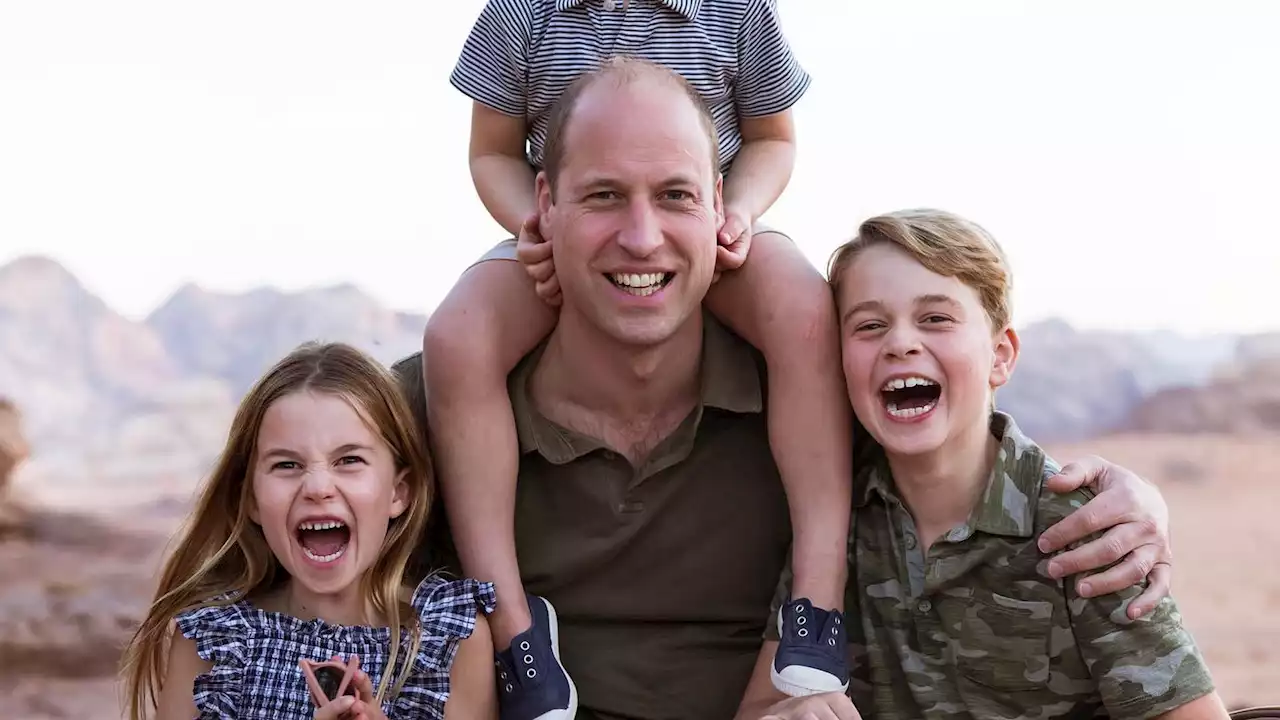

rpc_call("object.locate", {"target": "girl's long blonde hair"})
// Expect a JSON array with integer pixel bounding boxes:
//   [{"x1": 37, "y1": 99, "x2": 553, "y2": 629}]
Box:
[{"x1": 121, "y1": 342, "x2": 435, "y2": 718}]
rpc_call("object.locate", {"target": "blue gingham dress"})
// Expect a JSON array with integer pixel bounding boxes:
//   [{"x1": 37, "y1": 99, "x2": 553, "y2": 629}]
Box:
[{"x1": 174, "y1": 574, "x2": 496, "y2": 719}]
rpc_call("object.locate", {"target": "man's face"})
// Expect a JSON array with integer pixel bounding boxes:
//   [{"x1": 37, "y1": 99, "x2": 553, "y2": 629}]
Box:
[{"x1": 537, "y1": 79, "x2": 723, "y2": 348}]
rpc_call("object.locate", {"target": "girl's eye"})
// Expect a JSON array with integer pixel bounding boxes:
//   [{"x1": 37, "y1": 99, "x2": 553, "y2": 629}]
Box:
[
  {"x1": 855, "y1": 321, "x2": 884, "y2": 332},
  {"x1": 272, "y1": 460, "x2": 300, "y2": 471},
  {"x1": 336, "y1": 456, "x2": 366, "y2": 466},
  {"x1": 924, "y1": 315, "x2": 953, "y2": 324}
]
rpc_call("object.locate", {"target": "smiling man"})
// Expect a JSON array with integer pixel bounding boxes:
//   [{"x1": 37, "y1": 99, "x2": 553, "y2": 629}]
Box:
[{"x1": 407, "y1": 57, "x2": 1178, "y2": 720}]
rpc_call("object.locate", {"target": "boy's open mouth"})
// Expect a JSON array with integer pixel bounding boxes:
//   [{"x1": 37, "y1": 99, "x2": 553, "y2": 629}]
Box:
[
  {"x1": 880, "y1": 376, "x2": 941, "y2": 418},
  {"x1": 608, "y1": 272, "x2": 673, "y2": 297},
  {"x1": 296, "y1": 519, "x2": 350, "y2": 563}
]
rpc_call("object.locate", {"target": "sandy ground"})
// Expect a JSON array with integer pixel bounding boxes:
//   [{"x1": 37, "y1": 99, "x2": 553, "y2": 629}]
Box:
[{"x1": 2, "y1": 433, "x2": 1277, "y2": 717}]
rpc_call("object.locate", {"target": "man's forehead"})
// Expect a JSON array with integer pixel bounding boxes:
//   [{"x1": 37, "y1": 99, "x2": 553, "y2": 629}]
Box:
[{"x1": 560, "y1": 83, "x2": 713, "y2": 181}]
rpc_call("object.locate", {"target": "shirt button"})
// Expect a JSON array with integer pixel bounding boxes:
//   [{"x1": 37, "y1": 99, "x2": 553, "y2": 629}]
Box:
[
  {"x1": 917, "y1": 599, "x2": 932, "y2": 613},
  {"x1": 618, "y1": 500, "x2": 645, "y2": 513},
  {"x1": 904, "y1": 534, "x2": 918, "y2": 550}
]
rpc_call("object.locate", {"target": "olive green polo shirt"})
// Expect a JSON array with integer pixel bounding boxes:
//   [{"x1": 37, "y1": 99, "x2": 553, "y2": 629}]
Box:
[
  {"x1": 770, "y1": 412, "x2": 1215, "y2": 719},
  {"x1": 511, "y1": 315, "x2": 792, "y2": 720}
]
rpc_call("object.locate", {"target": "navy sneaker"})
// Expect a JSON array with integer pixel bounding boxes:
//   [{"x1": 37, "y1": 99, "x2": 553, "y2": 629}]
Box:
[
  {"x1": 771, "y1": 597, "x2": 850, "y2": 697},
  {"x1": 494, "y1": 595, "x2": 577, "y2": 720}
]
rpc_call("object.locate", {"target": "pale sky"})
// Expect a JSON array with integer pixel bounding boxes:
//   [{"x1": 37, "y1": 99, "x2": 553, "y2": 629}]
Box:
[{"x1": 1, "y1": 1, "x2": 1276, "y2": 334}]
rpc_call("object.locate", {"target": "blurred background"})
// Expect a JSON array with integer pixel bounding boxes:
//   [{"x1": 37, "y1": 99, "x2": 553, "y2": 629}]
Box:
[{"x1": 1, "y1": 0, "x2": 1276, "y2": 715}]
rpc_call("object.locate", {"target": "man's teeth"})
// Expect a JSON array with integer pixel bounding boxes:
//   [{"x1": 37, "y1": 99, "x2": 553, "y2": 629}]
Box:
[
  {"x1": 610, "y1": 272, "x2": 668, "y2": 296},
  {"x1": 886, "y1": 399, "x2": 939, "y2": 418},
  {"x1": 302, "y1": 545, "x2": 347, "y2": 563},
  {"x1": 297, "y1": 520, "x2": 346, "y2": 531},
  {"x1": 880, "y1": 376, "x2": 937, "y2": 392}
]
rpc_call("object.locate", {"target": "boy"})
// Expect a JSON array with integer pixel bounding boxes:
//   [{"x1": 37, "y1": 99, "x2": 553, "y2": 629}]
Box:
[
  {"x1": 764, "y1": 208, "x2": 1225, "y2": 718},
  {"x1": 426, "y1": 0, "x2": 853, "y2": 716}
]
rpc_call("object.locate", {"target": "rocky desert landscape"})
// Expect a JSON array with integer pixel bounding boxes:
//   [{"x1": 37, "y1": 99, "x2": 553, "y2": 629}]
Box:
[{"x1": 1, "y1": 254, "x2": 1276, "y2": 716}]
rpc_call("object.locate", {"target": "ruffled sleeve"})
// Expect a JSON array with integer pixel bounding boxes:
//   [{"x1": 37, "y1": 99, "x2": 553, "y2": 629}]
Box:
[
  {"x1": 388, "y1": 574, "x2": 497, "y2": 718},
  {"x1": 173, "y1": 600, "x2": 251, "y2": 719}
]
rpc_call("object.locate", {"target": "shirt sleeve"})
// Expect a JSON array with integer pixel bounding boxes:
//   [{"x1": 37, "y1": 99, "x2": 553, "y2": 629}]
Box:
[
  {"x1": 449, "y1": 0, "x2": 534, "y2": 117},
  {"x1": 735, "y1": 0, "x2": 812, "y2": 118},
  {"x1": 1056, "y1": 508, "x2": 1216, "y2": 718}
]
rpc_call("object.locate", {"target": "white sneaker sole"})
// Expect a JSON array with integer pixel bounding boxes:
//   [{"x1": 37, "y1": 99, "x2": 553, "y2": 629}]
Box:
[{"x1": 770, "y1": 605, "x2": 850, "y2": 697}]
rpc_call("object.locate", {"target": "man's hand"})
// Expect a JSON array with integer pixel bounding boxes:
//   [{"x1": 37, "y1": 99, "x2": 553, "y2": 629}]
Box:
[
  {"x1": 516, "y1": 211, "x2": 559, "y2": 306},
  {"x1": 759, "y1": 692, "x2": 862, "y2": 720},
  {"x1": 716, "y1": 205, "x2": 754, "y2": 273},
  {"x1": 1038, "y1": 455, "x2": 1172, "y2": 619}
]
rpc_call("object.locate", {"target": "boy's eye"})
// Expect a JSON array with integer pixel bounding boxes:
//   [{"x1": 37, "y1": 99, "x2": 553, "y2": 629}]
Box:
[
  {"x1": 923, "y1": 315, "x2": 953, "y2": 324},
  {"x1": 854, "y1": 321, "x2": 885, "y2": 332}
]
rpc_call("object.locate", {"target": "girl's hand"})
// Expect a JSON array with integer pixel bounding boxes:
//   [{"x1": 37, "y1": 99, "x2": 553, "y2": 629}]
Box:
[
  {"x1": 515, "y1": 212, "x2": 560, "y2": 307},
  {"x1": 347, "y1": 669, "x2": 389, "y2": 720},
  {"x1": 313, "y1": 695, "x2": 358, "y2": 720}
]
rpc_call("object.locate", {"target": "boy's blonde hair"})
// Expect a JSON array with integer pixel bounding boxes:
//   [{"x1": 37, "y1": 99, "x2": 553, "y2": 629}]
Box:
[
  {"x1": 827, "y1": 208, "x2": 1013, "y2": 331},
  {"x1": 121, "y1": 342, "x2": 435, "y2": 718}
]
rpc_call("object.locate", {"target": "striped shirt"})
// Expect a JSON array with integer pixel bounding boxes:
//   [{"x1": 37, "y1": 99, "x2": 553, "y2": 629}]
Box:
[{"x1": 450, "y1": 0, "x2": 811, "y2": 171}]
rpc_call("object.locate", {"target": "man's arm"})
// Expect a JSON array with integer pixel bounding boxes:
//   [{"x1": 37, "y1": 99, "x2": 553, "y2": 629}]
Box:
[{"x1": 1037, "y1": 456, "x2": 1173, "y2": 619}]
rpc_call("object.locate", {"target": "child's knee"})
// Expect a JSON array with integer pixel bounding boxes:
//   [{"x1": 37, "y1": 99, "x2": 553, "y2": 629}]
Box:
[{"x1": 422, "y1": 296, "x2": 504, "y2": 377}]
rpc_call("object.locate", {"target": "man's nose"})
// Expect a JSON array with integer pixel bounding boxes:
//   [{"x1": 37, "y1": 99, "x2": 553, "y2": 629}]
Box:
[{"x1": 616, "y1": 199, "x2": 663, "y2": 257}]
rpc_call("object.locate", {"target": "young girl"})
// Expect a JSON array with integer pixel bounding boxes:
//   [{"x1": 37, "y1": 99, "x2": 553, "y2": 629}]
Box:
[{"x1": 121, "y1": 342, "x2": 498, "y2": 720}]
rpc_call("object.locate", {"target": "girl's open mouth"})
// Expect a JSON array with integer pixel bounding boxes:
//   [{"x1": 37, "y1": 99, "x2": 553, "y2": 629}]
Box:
[{"x1": 296, "y1": 519, "x2": 350, "y2": 563}]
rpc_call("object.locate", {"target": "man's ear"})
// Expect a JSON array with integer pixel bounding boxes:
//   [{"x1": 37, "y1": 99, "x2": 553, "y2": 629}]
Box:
[
  {"x1": 713, "y1": 173, "x2": 724, "y2": 226},
  {"x1": 990, "y1": 325, "x2": 1020, "y2": 390},
  {"x1": 536, "y1": 170, "x2": 554, "y2": 220}
]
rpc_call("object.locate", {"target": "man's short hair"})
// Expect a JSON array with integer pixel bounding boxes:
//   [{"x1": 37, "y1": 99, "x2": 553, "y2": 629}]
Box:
[{"x1": 541, "y1": 56, "x2": 721, "y2": 194}]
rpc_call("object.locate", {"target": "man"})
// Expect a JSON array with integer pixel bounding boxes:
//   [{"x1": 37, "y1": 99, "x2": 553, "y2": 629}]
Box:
[{"x1": 405, "y1": 57, "x2": 1175, "y2": 720}]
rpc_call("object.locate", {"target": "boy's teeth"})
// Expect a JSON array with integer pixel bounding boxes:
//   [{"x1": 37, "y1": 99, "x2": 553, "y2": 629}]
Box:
[
  {"x1": 886, "y1": 399, "x2": 938, "y2": 418},
  {"x1": 298, "y1": 520, "x2": 346, "y2": 531},
  {"x1": 881, "y1": 376, "x2": 937, "y2": 391}
]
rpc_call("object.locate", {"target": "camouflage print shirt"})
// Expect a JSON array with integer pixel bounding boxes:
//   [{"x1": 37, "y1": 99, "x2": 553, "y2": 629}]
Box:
[{"x1": 807, "y1": 412, "x2": 1215, "y2": 719}]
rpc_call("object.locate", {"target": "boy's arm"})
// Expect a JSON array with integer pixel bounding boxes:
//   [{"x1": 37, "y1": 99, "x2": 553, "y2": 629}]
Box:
[
  {"x1": 469, "y1": 102, "x2": 537, "y2": 237},
  {"x1": 450, "y1": 0, "x2": 537, "y2": 236},
  {"x1": 720, "y1": 110, "x2": 797, "y2": 240},
  {"x1": 719, "y1": 0, "x2": 811, "y2": 261}
]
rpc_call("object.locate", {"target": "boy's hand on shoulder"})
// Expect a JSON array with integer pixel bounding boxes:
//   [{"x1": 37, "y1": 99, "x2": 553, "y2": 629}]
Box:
[
  {"x1": 516, "y1": 211, "x2": 560, "y2": 306},
  {"x1": 717, "y1": 206, "x2": 754, "y2": 273}
]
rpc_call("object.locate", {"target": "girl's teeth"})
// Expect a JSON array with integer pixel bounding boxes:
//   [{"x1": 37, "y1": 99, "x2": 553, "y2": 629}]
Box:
[
  {"x1": 298, "y1": 520, "x2": 345, "y2": 531},
  {"x1": 302, "y1": 545, "x2": 347, "y2": 563}
]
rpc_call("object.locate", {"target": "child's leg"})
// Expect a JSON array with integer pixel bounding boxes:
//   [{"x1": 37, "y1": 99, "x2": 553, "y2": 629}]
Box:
[
  {"x1": 703, "y1": 229, "x2": 853, "y2": 693},
  {"x1": 422, "y1": 256, "x2": 555, "y2": 648}
]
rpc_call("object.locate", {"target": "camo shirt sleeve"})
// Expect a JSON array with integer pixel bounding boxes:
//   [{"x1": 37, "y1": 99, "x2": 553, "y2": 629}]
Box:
[{"x1": 1049, "y1": 492, "x2": 1216, "y2": 719}]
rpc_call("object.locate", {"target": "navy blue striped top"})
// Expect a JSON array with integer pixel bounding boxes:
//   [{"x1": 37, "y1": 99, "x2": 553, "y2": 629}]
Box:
[{"x1": 450, "y1": 0, "x2": 811, "y2": 171}]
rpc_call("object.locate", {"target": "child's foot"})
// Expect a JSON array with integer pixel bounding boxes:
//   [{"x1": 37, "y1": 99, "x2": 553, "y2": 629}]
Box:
[
  {"x1": 771, "y1": 596, "x2": 850, "y2": 697},
  {"x1": 494, "y1": 595, "x2": 577, "y2": 720}
]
